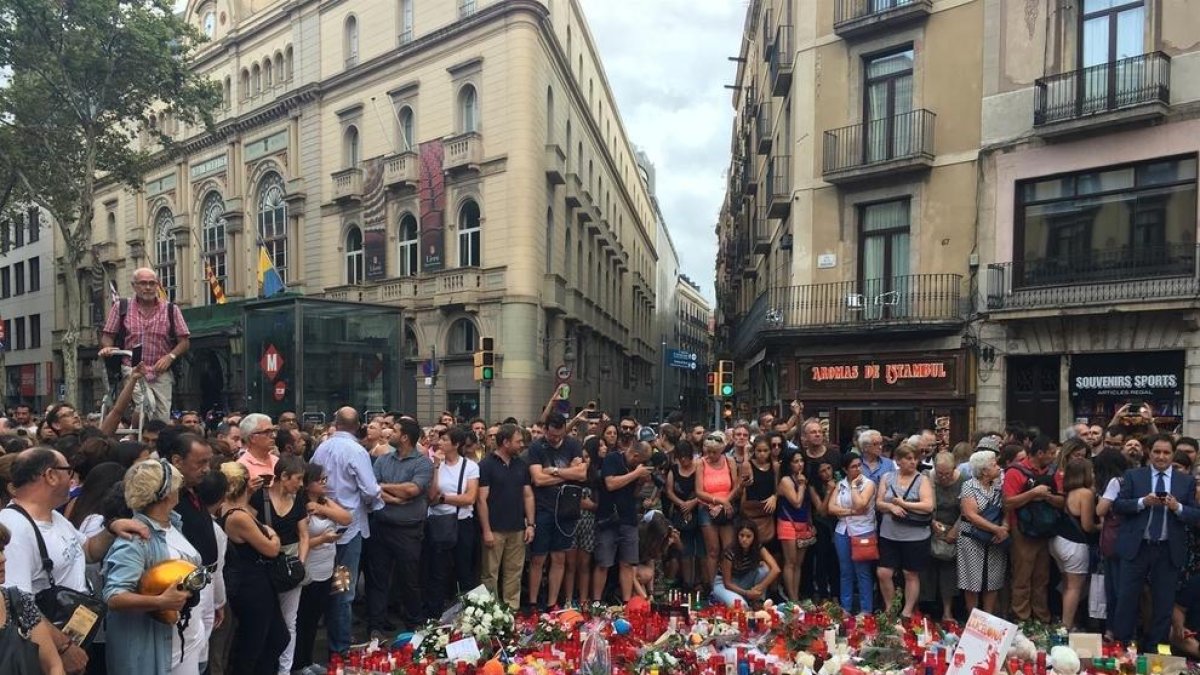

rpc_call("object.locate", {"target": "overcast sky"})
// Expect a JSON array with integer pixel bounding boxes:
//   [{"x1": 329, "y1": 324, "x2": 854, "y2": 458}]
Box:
[{"x1": 578, "y1": 0, "x2": 743, "y2": 306}]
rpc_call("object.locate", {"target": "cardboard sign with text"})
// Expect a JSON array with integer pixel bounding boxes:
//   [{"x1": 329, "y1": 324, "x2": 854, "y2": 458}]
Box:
[{"x1": 946, "y1": 609, "x2": 1018, "y2": 675}]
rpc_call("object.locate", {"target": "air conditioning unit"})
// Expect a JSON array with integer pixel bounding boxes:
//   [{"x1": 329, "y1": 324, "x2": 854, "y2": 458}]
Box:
[
  {"x1": 876, "y1": 291, "x2": 900, "y2": 306},
  {"x1": 846, "y1": 294, "x2": 865, "y2": 309}
]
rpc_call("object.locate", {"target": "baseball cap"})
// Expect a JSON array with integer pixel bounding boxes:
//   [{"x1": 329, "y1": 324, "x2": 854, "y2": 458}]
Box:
[
  {"x1": 976, "y1": 436, "x2": 1002, "y2": 452},
  {"x1": 638, "y1": 427, "x2": 657, "y2": 443}
]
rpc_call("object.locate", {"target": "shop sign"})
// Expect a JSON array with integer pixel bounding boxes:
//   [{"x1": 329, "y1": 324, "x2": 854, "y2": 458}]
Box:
[
  {"x1": 800, "y1": 356, "x2": 958, "y2": 394},
  {"x1": 19, "y1": 365, "x2": 35, "y2": 397},
  {"x1": 1068, "y1": 352, "x2": 1184, "y2": 399}
]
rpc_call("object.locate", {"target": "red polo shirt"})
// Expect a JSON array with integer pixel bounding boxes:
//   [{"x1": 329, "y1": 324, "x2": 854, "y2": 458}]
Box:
[{"x1": 1002, "y1": 457, "x2": 1047, "y2": 526}]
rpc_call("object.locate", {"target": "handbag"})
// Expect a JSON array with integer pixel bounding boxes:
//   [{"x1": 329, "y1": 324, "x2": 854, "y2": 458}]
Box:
[
  {"x1": 742, "y1": 499, "x2": 776, "y2": 543},
  {"x1": 4, "y1": 504, "x2": 106, "y2": 648},
  {"x1": 930, "y1": 532, "x2": 957, "y2": 560},
  {"x1": 428, "y1": 459, "x2": 467, "y2": 547},
  {"x1": 0, "y1": 587, "x2": 45, "y2": 675},
  {"x1": 890, "y1": 474, "x2": 933, "y2": 526},
  {"x1": 963, "y1": 490, "x2": 1009, "y2": 550},
  {"x1": 260, "y1": 499, "x2": 305, "y2": 592},
  {"x1": 780, "y1": 477, "x2": 817, "y2": 549},
  {"x1": 850, "y1": 533, "x2": 879, "y2": 562}
]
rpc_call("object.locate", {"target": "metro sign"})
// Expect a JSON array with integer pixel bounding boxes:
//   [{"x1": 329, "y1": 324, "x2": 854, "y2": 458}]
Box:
[
  {"x1": 260, "y1": 344, "x2": 284, "y2": 381},
  {"x1": 273, "y1": 380, "x2": 287, "y2": 401}
]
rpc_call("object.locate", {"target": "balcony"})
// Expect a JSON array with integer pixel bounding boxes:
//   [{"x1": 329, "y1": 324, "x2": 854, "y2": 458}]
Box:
[
  {"x1": 1033, "y1": 52, "x2": 1171, "y2": 138},
  {"x1": 565, "y1": 173, "x2": 583, "y2": 208},
  {"x1": 986, "y1": 245, "x2": 1199, "y2": 315},
  {"x1": 769, "y1": 25, "x2": 794, "y2": 97},
  {"x1": 822, "y1": 109, "x2": 935, "y2": 185},
  {"x1": 545, "y1": 144, "x2": 566, "y2": 185},
  {"x1": 766, "y1": 155, "x2": 791, "y2": 219},
  {"x1": 325, "y1": 266, "x2": 508, "y2": 309},
  {"x1": 331, "y1": 167, "x2": 363, "y2": 202},
  {"x1": 383, "y1": 151, "x2": 419, "y2": 189},
  {"x1": 756, "y1": 100, "x2": 772, "y2": 155},
  {"x1": 752, "y1": 206, "x2": 772, "y2": 254},
  {"x1": 833, "y1": 0, "x2": 932, "y2": 40},
  {"x1": 443, "y1": 131, "x2": 483, "y2": 173},
  {"x1": 730, "y1": 274, "x2": 964, "y2": 357},
  {"x1": 743, "y1": 158, "x2": 757, "y2": 196}
]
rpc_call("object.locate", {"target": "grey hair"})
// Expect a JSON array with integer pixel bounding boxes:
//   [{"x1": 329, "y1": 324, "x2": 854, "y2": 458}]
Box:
[
  {"x1": 933, "y1": 451, "x2": 956, "y2": 470},
  {"x1": 968, "y1": 450, "x2": 997, "y2": 475},
  {"x1": 239, "y1": 413, "x2": 273, "y2": 437},
  {"x1": 905, "y1": 434, "x2": 922, "y2": 448},
  {"x1": 857, "y1": 429, "x2": 881, "y2": 448}
]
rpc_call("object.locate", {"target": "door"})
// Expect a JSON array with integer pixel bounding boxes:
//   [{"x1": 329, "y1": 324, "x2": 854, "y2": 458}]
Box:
[
  {"x1": 1080, "y1": 0, "x2": 1145, "y2": 113},
  {"x1": 1006, "y1": 355, "x2": 1062, "y2": 440},
  {"x1": 864, "y1": 48, "x2": 914, "y2": 163},
  {"x1": 860, "y1": 199, "x2": 911, "y2": 320}
]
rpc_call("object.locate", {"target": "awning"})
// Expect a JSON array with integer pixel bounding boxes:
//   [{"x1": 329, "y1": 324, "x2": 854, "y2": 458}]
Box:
[{"x1": 181, "y1": 300, "x2": 247, "y2": 338}]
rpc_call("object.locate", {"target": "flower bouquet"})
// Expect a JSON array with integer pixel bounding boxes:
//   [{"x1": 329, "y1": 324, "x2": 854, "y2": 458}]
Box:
[
  {"x1": 632, "y1": 647, "x2": 679, "y2": 673},
  {"x1": 414, "y1": 585, "x2": 517, "y2": 662}
]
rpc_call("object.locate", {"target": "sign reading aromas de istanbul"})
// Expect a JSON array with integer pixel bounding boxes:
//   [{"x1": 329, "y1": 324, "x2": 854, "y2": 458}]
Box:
[{"x1": 800, "y1": 355, "x2": 959, "y2": 394}]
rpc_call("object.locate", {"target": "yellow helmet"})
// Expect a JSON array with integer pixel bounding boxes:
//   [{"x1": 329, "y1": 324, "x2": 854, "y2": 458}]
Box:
[{"x1": 138, "y1": 559, "x2": 211, "y2": 624}]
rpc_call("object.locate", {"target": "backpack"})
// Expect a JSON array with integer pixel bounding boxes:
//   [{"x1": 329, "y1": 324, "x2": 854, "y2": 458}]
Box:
[
  {"x1": 1006, "y1": 464, "x2": 1061, "y2": 538},
  {"x1": 105, "y1": 298, "x2": 180, "y2": 382}
]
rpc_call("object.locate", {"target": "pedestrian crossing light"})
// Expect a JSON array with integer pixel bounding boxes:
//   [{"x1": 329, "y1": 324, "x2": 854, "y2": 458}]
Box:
[
  {"x1": 474, "y1": 337, "x2": 495, "y2": 381},
  {"x1": 723, "y1": 402, "x2": 734, "y2": 418},
  {"x1": 717, "y1": 360, "x2": 735, "y2": 398},
  {"x1": 706, "y1": 371, "x2": 719, "y2": 397}
]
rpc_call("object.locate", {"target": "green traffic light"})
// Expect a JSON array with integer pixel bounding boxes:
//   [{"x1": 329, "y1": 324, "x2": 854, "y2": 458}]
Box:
[
  {"x1": 482, "y1": 366, "x2": 494, "y2": 380},
  {"x1": 720, "y1": 384, "x2": 733, "y2": 396}
]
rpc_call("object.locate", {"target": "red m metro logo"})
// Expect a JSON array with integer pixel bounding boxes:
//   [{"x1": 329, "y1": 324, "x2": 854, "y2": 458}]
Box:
[{"x1": 260, "y1": 344, "x2": 284, "y2": 381}]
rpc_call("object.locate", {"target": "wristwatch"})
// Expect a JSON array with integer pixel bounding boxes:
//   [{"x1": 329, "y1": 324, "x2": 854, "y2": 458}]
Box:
[
  {"x1": 438, "y1": 494, "x2": 446, "y2": 505},
  {"x1": 550, "y1": 466, "x2": 560, "y2": 477}
]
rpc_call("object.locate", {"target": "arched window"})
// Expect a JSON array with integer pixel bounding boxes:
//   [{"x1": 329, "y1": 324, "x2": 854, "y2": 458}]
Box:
[
  {"x1": 343, "y1": 126, "x2": 360, "y2": 167},
  {"x1": 251, "y1": 64, "x2": 261, "y2": 96},
  {"x1": 223, "y1": 76, "x2": 231, "y2": 108},
  {"x1": 458, "y1": 200, "x2": 480, "y2": 268},
  {"x1": 398, "y1": 213, "x2": 418, "y2": 276},
  {"x1": 458, "y1": 84, "x2": 478, "y2": 133},
  {"x1": 345, "y1": 226, "x2": 364, "y2": 284},
  {"x1": 263, "y1": 58, "x2": 273, "y2": 89},
  {"x1": 403, "y1": 320, "x2": 418, "y2": 358},
  {"x1": 398, "y1": 106, "x2": 414, "y2": 151},
  {"x1": 106, "y1": 212, "x2": 117, "y2": 244},
  {"x1": 200, "y1": 192, "x2": 227, "y2": 305},
  {"x1": 284, "y1": 46, "x2": 294, "y2": 80},
  {"x1": 447, "y1": 318, "x2": 477, "y2": 354},
  {"x1": 344, "y1": 15, "x2": 359, "y2": 67},
  {"x1": 274, "y1": 52, "x2": 284, "y2": 82},
  {"x1": 399, "y1": 0, "x2": 414, "y2": 43},
  {"x1": 564, "y1": 222, "x2": 572, "y2": 274},
  {"x1": 240, "y1": 69, "x2": 249, "y2": 100},
  {"x1": 257, "y1": 173, "x2": 288, "y2": 282},
  {"x1": 546, "y1": 87, "x2": 554, "y2": 142},
  {"x1": 545, "y1": 207, "x2": 554, "y2": 274},
  {"x1": 565, "y1": 120, "x2": 572, "y2": 166},
  {"x1": 576, "y1": 142, "x2": 583, "y2": 174},
  {"x1": 153, "y1": 208, "x2": 177, "y2": 301}
]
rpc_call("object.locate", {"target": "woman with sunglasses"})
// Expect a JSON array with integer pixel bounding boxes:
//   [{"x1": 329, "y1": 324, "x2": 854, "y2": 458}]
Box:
[
  {"x1": 102, "y1": 459, "x2": 207, "y2": 674},
  {"x1": 696, "y1": 432, "x2": 740, "y2": 586},
  {"x1": 292, "y1": 463, "x2": 351, "y2": 673},
  {"x1": 826, "y1": 453, "x2": 877, "y2": 614}
]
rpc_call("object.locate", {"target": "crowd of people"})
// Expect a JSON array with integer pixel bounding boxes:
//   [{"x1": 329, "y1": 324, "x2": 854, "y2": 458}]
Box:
[{"x1": 1, "y1": 389, "x2": 1200, "y2": 673}]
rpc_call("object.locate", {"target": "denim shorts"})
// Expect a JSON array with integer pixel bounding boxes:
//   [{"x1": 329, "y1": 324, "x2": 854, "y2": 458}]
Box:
[
  {"x1": 594, "y1": 524, "x2": 639, "y2": 567},
  {"x1": 530, "y1": 510, "x2": 575, "y2": 555}
]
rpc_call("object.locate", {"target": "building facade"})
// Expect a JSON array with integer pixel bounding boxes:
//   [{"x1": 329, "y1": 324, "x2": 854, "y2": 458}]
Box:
[
  {"x1": 1, "y1": 208, "x2": 55, "y2": 411},
  {"x1": 55, "y1": 0, "x2": 661, "y2": 421},
  {"x1": 715, "y1": 0, "x2": 983, "y2": 449},
  {"x1": 976, "y1": 0, "x2": 1200, "y2": 439},
  {"x1": 674, "y1": 274, "x2": 712, "y2": 424}
]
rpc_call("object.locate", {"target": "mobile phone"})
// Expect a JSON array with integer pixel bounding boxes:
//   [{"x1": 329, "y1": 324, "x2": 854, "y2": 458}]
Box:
[
  {"x1": 587, "y1": 410, "x2": 602, "y2": 420},
  {"x1": 130, "y1": 344, "x2": 143, "y2": 366},
  {"x1": 1156, "y1": 491, "x2": 1170, "y2": 500},
  {"x1": 334, "y1": 526, "x2": 349, "y2": 535},
  {"x1": 261, "y1": 474, "x2": 274, "y2": 488}
]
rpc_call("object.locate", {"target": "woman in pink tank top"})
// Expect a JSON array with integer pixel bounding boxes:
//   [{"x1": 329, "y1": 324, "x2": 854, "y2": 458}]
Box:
[{"x1": 696, "y1": 432, "x2": 741, "y2": 586}]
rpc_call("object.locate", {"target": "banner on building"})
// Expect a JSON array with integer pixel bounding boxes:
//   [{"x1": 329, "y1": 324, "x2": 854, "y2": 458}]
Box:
[
  {"x1": 362, "y1": 156, "x2": 388, "y2": 281},
  {"x1": 418, "y1": 140, "x2": 446, "y2": 271}
]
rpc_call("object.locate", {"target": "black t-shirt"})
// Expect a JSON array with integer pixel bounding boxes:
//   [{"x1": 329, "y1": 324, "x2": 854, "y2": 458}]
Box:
[
  {"x1": 478, "y1": 452, "x2": 530, "y2": 533},
  {"x1": 174, "y1": 487, "x2": 218, "y2": 565},
  {"x1": 599, "y1": 451, "x2": 640, "y2": 527},
  {"x1": 527, "y1": 436, "x2": 583, "y2": 515}
]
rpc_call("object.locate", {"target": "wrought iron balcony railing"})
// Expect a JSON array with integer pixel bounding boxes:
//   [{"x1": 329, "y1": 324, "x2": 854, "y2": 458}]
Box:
[
  {"x1": 1034, "y1": 52, "x2": 1171, "y2": 127},
  {"x1": 823, "y1": 109, "x2": 935, "y2": 178}
]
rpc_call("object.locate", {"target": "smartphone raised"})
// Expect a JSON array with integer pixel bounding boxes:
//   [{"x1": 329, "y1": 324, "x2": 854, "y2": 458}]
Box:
[{"x1": 130, "y1": 344, "x2": 143, "y2": 366}]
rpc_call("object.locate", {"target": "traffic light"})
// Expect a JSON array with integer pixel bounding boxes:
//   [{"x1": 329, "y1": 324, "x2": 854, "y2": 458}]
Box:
[
  {"x1": 717, "y1": 360, "x2": 735, "y2": 398},
  {"x1": 706, "y1": 371, "x2": 718, "y2": 397},
  {"x1": 723, "y1": 402, "x2": 733, "y2": 418},
  {"x1": 473, "y1": 337, "x2": 495, "y2": 382}
]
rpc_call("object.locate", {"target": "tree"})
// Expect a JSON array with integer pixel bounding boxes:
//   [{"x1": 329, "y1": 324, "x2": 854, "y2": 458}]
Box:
[{"x1": 0, "y1": 0, "x2": 221, "y2": 405}]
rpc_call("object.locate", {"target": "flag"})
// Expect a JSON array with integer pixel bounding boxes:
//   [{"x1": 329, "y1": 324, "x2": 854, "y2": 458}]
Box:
[
  {"x1": 257, "y1": 246, "x2": 285, "y2": 298},
  {"x1": 204, "y1": 261, "x2": 227, "y2": 304}
]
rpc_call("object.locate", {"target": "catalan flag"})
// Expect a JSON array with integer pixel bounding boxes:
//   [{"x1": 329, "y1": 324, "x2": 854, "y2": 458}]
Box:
[
  {"x1": 257, "y1": 246, "x2": 285, "y2": 298},
  {"x1": 205, "y1": 261, "x2": 227, "y2": 304}
]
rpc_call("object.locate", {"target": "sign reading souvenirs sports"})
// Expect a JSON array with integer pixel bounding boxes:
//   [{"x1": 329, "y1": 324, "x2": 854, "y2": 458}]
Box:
[
  {"x1": 1068, "y1": 351, "x2": 1184, "y2": 399},
  {"x1": 800, "y1": 356, "x2": 958, "y2": 394}
]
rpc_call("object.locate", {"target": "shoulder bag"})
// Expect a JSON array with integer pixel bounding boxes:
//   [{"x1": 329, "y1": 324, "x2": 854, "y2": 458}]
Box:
[
  {"x1": 668, "y1": 467, "x2": 698, "y2": 532},
  {"x1": 428, "y1": 460, "x2": 467, "y2": 547},
  {"x1": 780, "y1": 477, "x2": 817, "y2": 549},
  {"x1": 260, "y1": 498, "x2": 305, "y2": 592},
  {"x1": 963, "y1": 487, "x2": 1009, "y2": 550},
  {"x1": 891, "y1": 473, "x2": 933, "y2": 526},
  {"x1": 3, "y1": 504, "x2": 106, "y2": 648}
]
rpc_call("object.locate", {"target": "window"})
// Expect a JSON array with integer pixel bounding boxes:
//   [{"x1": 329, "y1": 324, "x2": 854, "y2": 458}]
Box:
[
  {"x1": 403, "y1": 320, "x2": 419, "y2": 357},
  {"x1": 345, "y1": 226, "x2": 364, "y2": 284},
  {"x1": 458, "y1": 84, "x2": 478, "y2": 133},
  {"x1": 546, "y1": 87, "x2": 554, "y2": 142},
  {"x1": 274, "y1": 52, "x2": 284, "y2": 82},
  {"x1": 154, "y1": 208, "x2": 177, "y2": 301},
  {"x1": 1016, "y1": 156, "x2": 1198, "y2": 286},
  {"x1": 398, "y1": 106, "x2": 414, "y2": 151},
  {"x1": 27, "y1": 207, "x2": 38, "y2": 243},
  {"x1": 458, "y1": 0, "x2": 476, "y2": 18},
  {"x1": 0, "y1": 267, "x2": 9, "y2": 298},
  {"x1": 545, "y1": 207, "x2": 554, "y2": 274},
  {"x1": 859, "y1": 199, "x2": 911, "y2": 319},
  {"x1": 458, "y1": 200, "x2": 481, "y2": 267},
  {"x1": 448, "y1": 318, "x2": 477, "y2": 354},
  {"x1": 285, "y1": 46, "x2": 294, "y2": 80},
  {"x1": 14, "y1": 317, "x2": 24, "y2": 350},
  {"x1": 344, "y1": 15, "x2": 359, "y2": 67},
  {"x1": 223, "y1": 76, "x2": 231, "y2": 107},
  {"x1": 29, "y1": 314, "x2": 39, "y2": 349},
  {"x1": 344, "y1": 125, "x2": 360, "y2": 167},
  {"x1": 1080, "y1": 0, "x2": 1145, "y2": 111},
  {"x1": 398, "y1": 214, "x2": 419, "y2": 276},
  {"x1": 863, "y1": 48, "x2": 914, "y2": 163},
  {"x1": 13, "y1": 262, "x2": 24, "y2": 295},
  {"x1": 400, "y1": 0, "x2": 414, "y2": 43},
  {"x1": 251, "y1": 64, "x2": 261, "y2": 96},
  {"x1": 106, "y1": 212, "x2": 117, "y2": 243},
  {"x1": 201, "y1": 193, "x2": 227, "y2": 305},
  {"x1": 202, "y1": 6, "x2": 216, "y2": 37},
  {"x1": 257, "y1": 173, "x2": 288, "y2": 282},
  {"x1": 28, "y1": 256, "x2": 38, "y2": 292},
  {"x1": 240, "y1": 69, "x2": 250, "y2": 100}
]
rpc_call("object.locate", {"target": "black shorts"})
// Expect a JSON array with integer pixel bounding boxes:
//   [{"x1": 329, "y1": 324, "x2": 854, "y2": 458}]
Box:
[{"x1": 879, "y1": 535, "x2": 931, "y2": 573}]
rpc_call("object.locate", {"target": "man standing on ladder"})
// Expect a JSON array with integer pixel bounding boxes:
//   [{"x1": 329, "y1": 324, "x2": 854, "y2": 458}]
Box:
[{"x1": 98, "y1": 267, "x2": 190, "y2": 423}]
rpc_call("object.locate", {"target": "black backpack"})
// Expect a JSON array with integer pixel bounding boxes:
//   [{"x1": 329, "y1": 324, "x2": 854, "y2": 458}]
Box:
[
  {"x1": 104, "y1": 298, "x2": 180, "y2": 382},
  {"x1": 1006, "y1": 464, "x2": 1061, "y2": 538}
]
